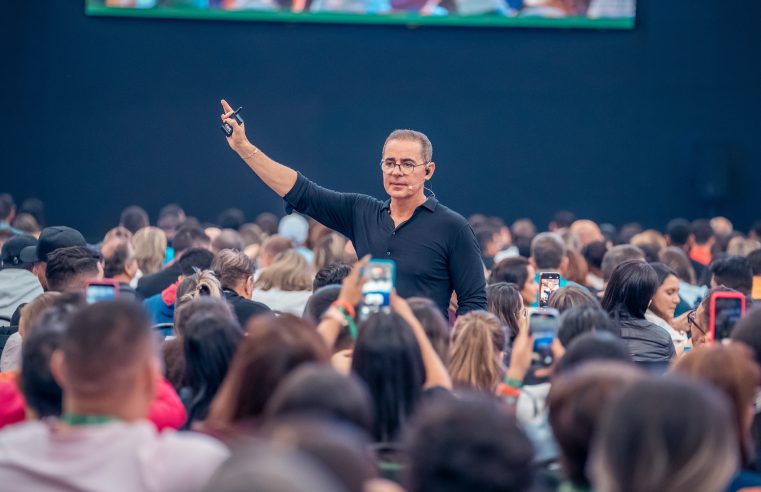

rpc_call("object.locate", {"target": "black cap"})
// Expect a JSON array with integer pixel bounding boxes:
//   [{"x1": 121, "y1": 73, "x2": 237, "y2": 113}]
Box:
[
  {"x1": 1, "y1": 235, "x2": 38, "y2": 268},
  {"x1": 19, "y1": 226, "x2": 87, "y2": 263}
]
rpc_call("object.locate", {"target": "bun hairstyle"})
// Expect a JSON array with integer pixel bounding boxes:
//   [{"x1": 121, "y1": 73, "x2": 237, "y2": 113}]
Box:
[{"x1": 176, "y1": 269, "x2": 223, "y2": 309}]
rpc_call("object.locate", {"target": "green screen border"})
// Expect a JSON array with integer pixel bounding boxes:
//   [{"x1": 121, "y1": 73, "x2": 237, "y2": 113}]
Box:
[{"x1": 85, "y1": 4, "x2": 635, "y2": 29}]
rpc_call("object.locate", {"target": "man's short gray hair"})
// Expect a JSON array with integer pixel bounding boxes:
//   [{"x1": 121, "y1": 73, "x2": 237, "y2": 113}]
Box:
[
  {"x1": 383, "y1": 129, "x2": 433, "y2": 163},
  {"x1": 601, "y1": 245, "x2": 645, "y2": 283},
  {"x1": 530, "y1": 232, "x2": 567, "y2": 270}
]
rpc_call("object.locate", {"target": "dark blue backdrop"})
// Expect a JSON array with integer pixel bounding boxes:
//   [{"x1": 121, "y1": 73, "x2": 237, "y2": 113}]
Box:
[{"x1": 2, "y1": 0, "x2": 760, "y2": 241}]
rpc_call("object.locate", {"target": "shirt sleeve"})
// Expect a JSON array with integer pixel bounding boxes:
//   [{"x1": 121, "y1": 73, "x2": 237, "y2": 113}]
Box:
[
  {"x1": 449, "y1": 223, "x2": 487, "y2": 315},
  {"x1": 283, "y1": 173, "x2": 363, "y2": 240}
]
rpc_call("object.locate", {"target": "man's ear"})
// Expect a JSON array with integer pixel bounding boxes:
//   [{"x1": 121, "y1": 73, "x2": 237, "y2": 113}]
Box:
[
  {"x1": 425, "y1": 161, "x2": 436, "y2": 180},
  {"x1": 50, "y1": 350, "x2": 67, "y2": 388}
]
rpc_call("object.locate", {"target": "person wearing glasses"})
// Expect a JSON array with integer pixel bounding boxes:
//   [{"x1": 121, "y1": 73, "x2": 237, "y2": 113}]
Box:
[{"x1": 219, "y1": 99, "x2": 486, "y2": 317}]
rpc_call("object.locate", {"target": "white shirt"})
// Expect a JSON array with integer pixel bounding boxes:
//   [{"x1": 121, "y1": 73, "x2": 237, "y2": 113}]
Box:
[
  {"x1": 252, "y1": 288, "x2": 312, "y2": 316},
  {"x1": 645, "y1": 309, "x2": 688, "y2": 351},
  {"x1": 0, "y1": 419, "x2": 229, "y2": 492}
]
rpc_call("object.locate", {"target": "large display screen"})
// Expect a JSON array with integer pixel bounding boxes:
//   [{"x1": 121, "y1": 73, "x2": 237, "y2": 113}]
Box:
[{"x1": 86, "y1": 0, "x2": 635, "y2": 29}]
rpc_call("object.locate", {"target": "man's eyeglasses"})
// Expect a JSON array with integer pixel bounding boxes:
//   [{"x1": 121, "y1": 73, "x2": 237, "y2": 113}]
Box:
[
  {"x1": 687, "y1": 309, "x2": 706, "y2": 335},
  {"x1": 380, "y1": 159, "x2": 429, "y2": 175}
]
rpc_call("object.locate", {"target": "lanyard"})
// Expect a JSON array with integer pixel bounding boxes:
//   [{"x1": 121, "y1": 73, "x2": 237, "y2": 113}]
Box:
[{"x1": 60, "y1": 414, "x2": 118, "y2": 426}]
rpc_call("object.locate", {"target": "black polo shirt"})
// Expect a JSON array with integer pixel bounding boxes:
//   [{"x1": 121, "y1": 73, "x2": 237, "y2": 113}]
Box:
[{"x1": 284, "y1": 173, "x2": 486, "y2": 316}]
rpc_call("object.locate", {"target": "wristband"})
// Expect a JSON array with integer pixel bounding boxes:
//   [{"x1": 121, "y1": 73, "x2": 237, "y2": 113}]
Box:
[
  {"x1": 334, "y1": 305, "x2": 358, "y2": 341},
  {"x1": 497, "y1": 383, "x2": 521, "y2": 399},
  {"x1": 332, "y1": 300, "x2": 356, "y2": 319},
  {"x1": 504, "y1": 377, "x2": 523, "y2": 389},
  {"x1": 322, "y1": 307, "x2": 349, "y2": 327}
]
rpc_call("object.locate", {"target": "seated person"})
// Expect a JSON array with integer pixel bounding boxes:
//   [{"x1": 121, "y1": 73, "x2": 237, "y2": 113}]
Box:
[{"x1": 211, "y1": 249, "x2": 270, "y2": 327}]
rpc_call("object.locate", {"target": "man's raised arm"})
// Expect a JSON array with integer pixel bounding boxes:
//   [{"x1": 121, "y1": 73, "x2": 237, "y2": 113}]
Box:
[{"x1": 220, "y1": 99, "x2": 297, "y2": 197}]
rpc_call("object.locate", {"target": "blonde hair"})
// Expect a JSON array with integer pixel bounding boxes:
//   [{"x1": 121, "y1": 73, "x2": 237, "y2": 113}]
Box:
[
  {"x1": 255, "y1": 249, "x2": 313, "y2": 292},
  {"x1": 630, "y1": 230, "x2": 667, "y2": 252},
  {"x1": 132, "y1": 227, "x2": 167, "y2": 275},
  {"x1": 103, "y1": 226, "x2": 132, "y2": 244},
  {"x1": 448, "y1": 311, "x2": 506, "y2": 392},
  {"x1": 313, "y1": 233, "x2": 347, "y2": 271},
  {"x1": 212, "y1": 249, "x2": 254, "y2": 290},
  {"x1": 175, "y1": 270, "x2": 223, "y2": 310},
  {"x1": 19, "y1": 292, "x2": 62, "y2": 337},
  {"x1": 727, "y1": 237, "x2": 761, "y2": 257}
]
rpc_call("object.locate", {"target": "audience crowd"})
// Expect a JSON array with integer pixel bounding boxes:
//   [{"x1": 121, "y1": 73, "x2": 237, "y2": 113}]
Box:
[{"x1": 2, "y1": 191, "x2": 761, "y2": 492}]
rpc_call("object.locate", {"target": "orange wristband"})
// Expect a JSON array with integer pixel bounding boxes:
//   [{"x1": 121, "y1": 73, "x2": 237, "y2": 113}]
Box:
[{"x1": 332, "y1": 300, "x2": 356, "y2": 319}]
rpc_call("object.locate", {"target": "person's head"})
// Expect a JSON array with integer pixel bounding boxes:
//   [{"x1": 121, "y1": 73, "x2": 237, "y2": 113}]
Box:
[
  {"x1": 731, "y1": 306, "x2": 761, "y2": 366},
  {"x1": 550, "y1": 211, "x2": 577, "y2": 232},
  {"x1": 511, "y1": 218, "x2": 537, "y2": 240},
  {"x1": 659, "y1": 246, "x2": 696, "y2": 284},
  {"x1": 172, "y1": 225, "x2": 210, "y2": 256},
  {"x1": 490, "y1": 256, "x2": 537, "y2": 307},
  {"x1": 548, "y1": 285, "x2": 599, "y2": 313},
  {"x1": 381, "y1": 129, "x2": 435, "y2": 201},
  {"x1": 582, "y1": 240, "x2": 608, "y2": 274},
  {"x1": 710, "y1": 256, "x2": 753, "y2": 295},
  {"x1": 212, "y1": 229, "x2": 245, "y2": 253},
  {"x1": 665, "y1": 218, "x2": 691, "y2": 248},
  {"x1": 177, "y1": 247, "x2": 215, "y2": 277},
  {"x1": 131, "y1": 226, "x2": 167, "y2": 275},
  {"x1": 259, "y1": 234, "x2": 293, "y2": 268},
  {"x1": 564, "y1": 249, "x2": 589, "y2": 285},
  {"x1": 302, "y1": 285, "x2": 342, "y2": 327},
  {"x1": 408, "y1": 297, "x2": 451, "y2": 364},
  {"x1": 183, "y1": 312, "x2": 244, "y2": 424},
  {"x1": 711, "y1": 216, "x2": 734, "y2": 236},
  {"x1": 12, "y1": 213, "x2": 41, "y2": 237},
  {"x1": 175, "y1": 269, "x2": 223, "y2": 311},
  {"x1": 174, "y1": 296, "x2": 236, "y2": 338},
  {"x1": 630, "y1": 229, "x2": 667, "y2": 254},
  {"x1": 474, "y1": 225, "x2": 502, "y2": 260},
  {"x1": 590, "y1": 377, "x2": 738, "y2": 492},
  {"x1": 208, "y1": 314, "x2": 328, "y2": 426},
  {"x1": 647, "y1": 262, "x2": 680, "y2": 320},
  {"x1": 405, "y1": 393, "x2": 534, "y2": 492},
  {"x1": 217, "y1": 208, "x2": 246, "y2": 230},
  {"x1": 45, "y1": 246, "x2": 103, "y2": 293},
  {"x1": 691, "y1": 219, "x2": 715, "y2": 247},
  {"x1": 672, "y1": 344, "x2": 761, "y2": 466},
  {"x1": 18, "y1": 292, "x2": 62, "y2": 337},
  {"x1": 352, "y1": 311, "x2": 425, "y2": 442},
  {"x1": 312, "y1": 263, "x2": 352, "y2": 291},
  {"x1": 266, "y1": 364, "x2": 374, "y2": 434},
  {"x1": 255, "y1": 249, "x2": 313, "y2": 292},
  {"x1": 448, "y1": 311, "x2": 506, "y2": 393},
  {"x1": 0, "y1": 192, "x2": 16, "y2": 223},
  {"x1": 157, "y1": 203, "x2": 186, "y2": 241},
  {"x1": 101, "y1": 239, "x2": 138, "y2": 283},
  {"x1": 530, "y1": 232, "x2": 568, "y2": 273},
  {"x1": 18, "y1": 197, "x2": 44, "y2": 227},
  {"x1": 726, "y1": 236, "x2": 760, "y2": 257},
  {"x1": 1, "y1": 234, "x2": 37, "y2": 271},
  {"x1": 556, "y1": 331, "x2": 631, "y2": 374},
  {"x1": 19, "y1": 226, "x2": 88, "y2": 289},
  {"x1": 255, "y1": 212, "x2": 280, "y2": 236},
  {"x1": 557, "y1": 305, "x2": 620, "y2": 349},
  {"x1": 486, "y1": 282, "x2": 524, "y2": 341},
  {"x1": 569, "y1": 220, "x2": 603, "y2": 247},
  {"x1": 51, "y1": 300, "x2": 158, "y2": 420},
  {"x1": 749, "y1": 249, "x2": 761, "y2": 276},
  {"x1": 548, "y1": 362, "x2": 644, "y2": 487},
  {"x1": 617, "y1": 223, "x2": 642, "y2": 245},
  {"x1": 687, "y1": 286, "x2": 739, "y2": 348},
  {"x1": 278, "y1": 214, "x2": 310, "y2": 248},
  {"x1": 119, "y1": 205, "x2": 149, "y2": 234},
  {"x1": 601, "y1": 260, "x2": 657, "y2": 319},
  {"x1": 212, "y1": 249, "x2": 255, "y2": 299},
  {"x1": 313, "y1": 234, "x2": 348, "y2": 271},
  {"x1": 601, "y1": 244, "x2": 645, "y2": 284}
]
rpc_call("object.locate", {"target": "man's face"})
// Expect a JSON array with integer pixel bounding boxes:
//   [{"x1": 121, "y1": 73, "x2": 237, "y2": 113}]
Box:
[{"x1": 381, "y1": 139, "x2": 433, "y2": 200}]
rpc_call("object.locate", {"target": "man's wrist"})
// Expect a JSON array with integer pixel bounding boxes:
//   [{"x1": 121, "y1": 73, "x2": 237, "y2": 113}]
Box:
[{"x1": 237, "y1": 142, "x2": 258, "y2": 159}]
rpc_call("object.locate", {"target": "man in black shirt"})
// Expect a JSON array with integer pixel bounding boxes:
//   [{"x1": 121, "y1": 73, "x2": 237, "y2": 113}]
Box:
[{"x1": 219, "y1": 100, "x2": 486, "y2": 316}]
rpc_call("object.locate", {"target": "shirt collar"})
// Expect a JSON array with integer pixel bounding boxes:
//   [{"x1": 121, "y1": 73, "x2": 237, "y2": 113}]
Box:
[{"x1": 382, "y1": 196, "x2": 438, "y2": 212}]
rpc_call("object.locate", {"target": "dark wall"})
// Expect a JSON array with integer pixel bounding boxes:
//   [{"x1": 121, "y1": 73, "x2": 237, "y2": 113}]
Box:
[{"x1": 3, "y1": 1, "x2": 760, "y2": 241}]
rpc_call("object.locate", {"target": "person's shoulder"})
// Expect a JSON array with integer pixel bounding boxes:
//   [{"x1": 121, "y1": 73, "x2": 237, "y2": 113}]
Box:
[
  {"x1": 0, "y1": 420, "x2": 47, "y2": 448},
  {"x1": 158, "y1": 429, "x2": 230, "y2": 460},
  {"x1": 432, "y1": 201, "x2": 470, "y2": 228}
]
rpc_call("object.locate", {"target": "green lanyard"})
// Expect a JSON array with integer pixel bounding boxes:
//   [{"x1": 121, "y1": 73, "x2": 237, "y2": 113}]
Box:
[{"x1": 60, "y1": 414, "x2": 119, "y2": 426}]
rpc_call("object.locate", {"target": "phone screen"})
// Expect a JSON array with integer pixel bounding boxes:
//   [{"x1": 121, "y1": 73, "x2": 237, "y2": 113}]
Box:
[
  {"x1": 530, "y1": 310, "x2": 558, "y2": 367},
  {"x1": 360, "y1": 260, "x2": 395, "y2": 320},
  {"x1": 713, "y1": 297, "x2": 744, "y2": 341},
  {"x1": 86, "y1": 284, "x2": 117, "y2": 304},
  {"x1": 539, "y1": 273, "x2": 560, "y2": 308}
]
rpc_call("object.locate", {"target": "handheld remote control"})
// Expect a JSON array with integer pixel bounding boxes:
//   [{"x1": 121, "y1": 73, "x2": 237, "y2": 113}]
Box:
[{"x1": 221, "y1": 107, "x2": 244, "y2": 137}]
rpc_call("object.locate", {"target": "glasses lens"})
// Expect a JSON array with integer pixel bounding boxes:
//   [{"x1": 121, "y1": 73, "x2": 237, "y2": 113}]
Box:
[{"x1": 401, "y1": 163, "x2": 416, "y2": 174}]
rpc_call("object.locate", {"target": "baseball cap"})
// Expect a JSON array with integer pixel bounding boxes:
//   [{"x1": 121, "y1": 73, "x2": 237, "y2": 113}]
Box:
[
  {"x1": 19, "y1": 226, "x2": 87, "y2": 263},
  {"x1": 278, "y1": 214, "x2": 309, "y2": 246},
  {"x1": 1, "y1": 235, "x2": 38, "y2": 268}
]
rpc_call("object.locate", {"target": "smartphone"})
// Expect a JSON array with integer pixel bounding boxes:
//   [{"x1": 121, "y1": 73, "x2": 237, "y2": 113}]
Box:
[
  {"x1": 85, "y1": 279, "x2": 120, "y2": 304},
  {"x1": 359, "y1": 259, "x2": 396, "y2": 321},
  {"x1": 529, "y1": 308, "x2": 559, "y2": 367},
  {"x1": 709, "y1": 292, "x2": 746, "y2": 342},
  {"x1": 539, "y1": 272, "x2": 561, "y2": 308}
]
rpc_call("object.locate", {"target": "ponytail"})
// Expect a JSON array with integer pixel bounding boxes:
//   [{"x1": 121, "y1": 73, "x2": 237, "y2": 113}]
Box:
[{"x1": 448, "y1": 311, "x2": 506, "y2": 392}]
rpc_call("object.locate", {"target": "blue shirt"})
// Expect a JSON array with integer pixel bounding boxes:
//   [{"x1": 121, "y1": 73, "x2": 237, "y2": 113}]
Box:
[{"x1": 283, "y1": 173, "x2": 486, "y2": 316}]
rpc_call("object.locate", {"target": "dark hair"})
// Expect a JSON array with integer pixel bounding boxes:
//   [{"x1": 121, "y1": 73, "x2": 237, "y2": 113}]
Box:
[
  {"x1": 211, "y1": 229, "x2": 244, "y2": 253},
  {"x1": 556, "y1": 331, "x2": 631, "y2": 374},
  {"x1": 731, "y1": 306, "x2": 761, "y2": 366},
  {"x1": 552, "y1": 210, "x2": 576, "y2": 229},
  {"x1": 601, "y1": 260, "x2": 657, "y2": 318},
  {"x1": 748, "y1": 249, "x2": 761, "y2": 275},
  {"x1": 313, "y1": 263, "x2": 352, "y2": 291},
  {"x1": 255, "y1": 212, "x2": 280, "y2": 236},
  {"x1": 486, "y1": 282, "x2": 522, "y2": 340},
  {"x1": 617, "y1": 223, "x2": 642, "y2": 245},
  {"x1": 490, "y1": 257, "x2": 530, "y2": 288},
  {"x1": 514, "y1": 235, "x2": 532, "y2": 258},
  {"x1": 0, "y1": 193, "x2": 16, "y2": 221},
  {"x1": 19, "y1": 198, "x2": 44, "y2": 227},
  {"x1": 217, "y1": 208, "x2": 246, "y2": 230},
  {"x1": 183, "y1": 312, "x2": 243, "y2": 426},
  {"x1": 408, "y1": 297, "x2": 451, "y2": 364},
  {"x1": 557, "y1": 305, "x2": 618, "y2": 348},
  {"x1": 530, "y1": 232, "x2": 566, "y2": 270},
  {"x1": 666, "y1": 218, "x2": 691, "y2": 246},
  {"x1": 20, "y1": 323, "x2": 65, "y2": 418},
  {"x1": 548, "y1": 285, "x2": 599, "y2": 313},
  {"x1": 582, "y1": 240, "x2": 607, "y2": 270},
  {"x1": 265, "y1": 364, "x2": 374, "y2": 434},
  {"x1": 591, "y1": 377, "x2": 738, "y2": 492},
  {"x1": 352, "y1": 311, "x2": 425, "y2": 442},
  {"x1": 173, "y1": 226, "x2": 210, "y2": 255},
  {"x1": 405, "y1": 393, "x2": 535, "y2": 492},
  {"x1": 103, "y1": 241, "x2": 132, "y2": 279},
  {"x1": 302, "y1": 285, "x2": 342, "y2": 326},
  {"x1": 177, "y1": 247, "x2": 214, "y2": 276},
  {"x1": 601, "y1": 245, "x2": 645, "y2": 283},
  {"x1": 119, "y1": 205, "x2": 149, "y2": 234},
  {"x1": 691, "y1": 219, "x2": 714, "y2": 244},
  {"x1": 710, "y1": 256, "x2": 753, "y2": 295},
  {"x1": 648, "y1": 262, "x2": 677, "y2": 287},
  {"x1": 474, "y1": 225, "x2": 499, "y2": 257},
  {"x1": 45, "y1": 246, "x2": 101, "y2": 292},
  {"x1": 548, "y1": 362, "x2": 643, "y2": 487}
]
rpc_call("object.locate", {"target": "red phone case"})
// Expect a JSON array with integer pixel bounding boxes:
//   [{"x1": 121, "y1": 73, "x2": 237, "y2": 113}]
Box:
[{"x1": 708, "y1": 291, "x2": 745, "y2": 343}]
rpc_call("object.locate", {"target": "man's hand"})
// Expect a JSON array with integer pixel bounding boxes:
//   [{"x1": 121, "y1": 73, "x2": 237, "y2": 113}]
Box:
[{"x1": 220, "y1": 99, "x2": 252, "y2": 155}]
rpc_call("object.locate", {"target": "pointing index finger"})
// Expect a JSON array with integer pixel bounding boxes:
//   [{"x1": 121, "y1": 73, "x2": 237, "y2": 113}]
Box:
[{"x1": 220, "y1": 99, "x2": 234, "y2": 115}]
